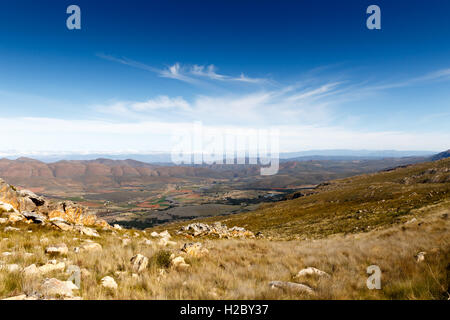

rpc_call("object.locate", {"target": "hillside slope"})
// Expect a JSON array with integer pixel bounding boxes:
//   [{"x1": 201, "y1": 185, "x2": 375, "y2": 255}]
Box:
[{"x1": 155, "y1": 158, "x2": 450, "y2": 239}]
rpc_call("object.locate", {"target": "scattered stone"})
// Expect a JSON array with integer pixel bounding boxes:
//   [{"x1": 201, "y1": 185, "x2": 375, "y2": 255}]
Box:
[
  {"x1": 23, "y1": 264, "x2": 39, "y2": 276},
  {"x1": 415, "y1": 252, "x2": 426, "y2": 262},
  {"x1": 122, "y1": 238, "x2": 131, "y2": 246},
  {"x1": 74, "y1": 225, "x2": 100, "y2": 237},
  {"x1": 181, "y1": 242, "x2": 209, "y2": 257},
  {"x1": 405, "y1": 218, "x2": 417, "y2": 224},
  {"x1": 2, "y1": 294, "x2": 28, "y2": 300},
  {"x1": 178, "y1": 222, "x2": 255, "y2": 239},
  {"x1": 38, "y1": 261, "x2": 66, "y2": 274},
  {"x1": 141, "y1": 238, "x2": 152, "y2": 245},
  {"x1": 295, "y1": 267, "x2": 330, "y2": 278},
  {"x1": 2, "y1": 251, "x2": 12, "y2": 257},
  {"x1": 101, "y1": 276, "x2": 118, "y2": 290},
  {"x1": 4, "y1": 226, "x2": 20, "y2": 232},
  {"x1": 40, "y1": 278, "x2": 79, "y2": 298},
  {"x1": 1, "y1": 264, "x2": 21, "y2": 272},
  {"x1": 50, "y1": 218, "x2": 73, "y2": 231},
  {"x1": 158, "y1": 237, "x2": 177, "y2": 247},
  {"x1": 79, "y1": 242, "x2": 102, "y2": 252},
  {"x1": 130, "y1": 254, "x2": 149, "y2": 273},
  {"x1": 171, "y1": 256, "x2": 190, "y2": 271},
  {"x1": 45, "y1": 243, "x2": 69, "y2": 255},
  {"x1": 0, "y1": 218, "x2": 7, "y2": 224},
  {"x1": 269, "y1": 281, "x2": 314, "y2": 295},
  {"x1": 113, "y1": 224, "x2": 123, "y2": 230}
]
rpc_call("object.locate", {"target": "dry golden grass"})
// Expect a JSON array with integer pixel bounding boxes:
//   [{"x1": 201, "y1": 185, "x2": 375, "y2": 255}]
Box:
[{"x1": 0, "y1": 200, "x2": 448, "y2": 300}]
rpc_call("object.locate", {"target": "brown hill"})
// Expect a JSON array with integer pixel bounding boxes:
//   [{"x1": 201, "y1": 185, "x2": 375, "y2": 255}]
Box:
[{"x1": 0, "y1": 156, "x2": 425, "y2": 194}]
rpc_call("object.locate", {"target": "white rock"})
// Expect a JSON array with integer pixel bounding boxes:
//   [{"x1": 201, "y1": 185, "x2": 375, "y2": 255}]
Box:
[
  {"x1": 295, "y1": 267, "x2": 330, "y2": 278},
  {"x1": 4, "y1": 226, "x2": 20, "y2": 232},
  {"x1": 45, "y1": 243, "x2": 69, "y2": 255},
  {"x1": 101, "y1": 276, "x2": 118, "y2": 290},
  {"x1": 269, "y1": 281, "x2": 314, "y2": 295},
  {"x1": 171, "y1": 256, "x2": 190, "y2": 270},
  {"x1": 74, "y1": 226, "x2": 100, "y2": 238},
  {"x1": 79, "y1": 242, "x2": 102, "y2": 252},
  {"x1": 130, "y1": 254, "x2": 148, "y2": 273},
  {"x1": 38, "y1": 262, "x2": 66, "y2": 274},
  {"x1": 0, "y1": 202, "x2": 16, "y2": 212},
  {"x1": 415, "y1": 252, "x2": 426, "y2": 262},
  {"x1": 23, "y1": 264, "x2": 39, "y2": 276},
  {"x1": 40, "y1": 278, "x2": 79, "y2": 298},
  {"x1": 1, "y1": 264, "x2": 21, "y2": 272}
]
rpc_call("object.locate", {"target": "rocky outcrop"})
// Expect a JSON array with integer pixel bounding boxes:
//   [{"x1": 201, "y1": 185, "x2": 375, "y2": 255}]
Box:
[
  {"x1": 177, "y1": 222, "x2": 255, "y2": 239},
  {"x1": 0, "y1": 178, "x2": 109, "y2": 229}
]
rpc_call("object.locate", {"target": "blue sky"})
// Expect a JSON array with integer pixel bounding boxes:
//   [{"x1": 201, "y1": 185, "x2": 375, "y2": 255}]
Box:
[{"x1": 0, "y1": 0, "x2": 449, "y2": 155}]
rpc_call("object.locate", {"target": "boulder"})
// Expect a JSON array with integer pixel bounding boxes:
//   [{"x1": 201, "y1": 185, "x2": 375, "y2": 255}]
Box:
[
  {"x1": 113, "y1": 224, "x2": 123, "y2": 230},
  {"x1": 171, "y1": 256, "x2": 190, "y2": 271},
  {"x1": 4, "y1": 226, "x2": 20, "y2": 232},
  {"x1": 40, "y1": 278, "x2": 79, "y2": 298},
  {"x1": 181, "y1": 242, "x2": 209, "y2": 257},
  {"x1": 74, "y1": 225, "x2": 100, "y2": 237},
  {"x1": 45, "y1": 243, "x2": 69, "y2": 255},
  {"x1": 79, "y1": 242, "x2": 102, "y2": 252},
  {"x1": 295, "y1": 267, "x2": 330, "y2": 278},
  {"x1": 0, "y1": 264, "x2": 21, "y2": 272},
  {"x1": 23, "y1": 264, "x2": 39, "y2": 276},
  {"x1": 38, "y1": 261, "x2": 66, "y2": 274},
  {"x1": 268, "y1": 281, "x2": 314, "y2": 295},
  {"x1": 22, "y1": 211, "x2": 47, "y2": 224},
  {"x1": 101, "y1": 276, "x2": 118, "y2": 290},
  {"x1": 130, "y1": 254, "x2": 149, "y2": 273},
  {"x1": 415, "y1": 251, "x2": 426, "y2": 262},
  {"x1": 50, "y1": 217, "x2": 73, "y2": 231},
  {"x1": 158, "y1": 237, "x2": 177, "y2": 247}
]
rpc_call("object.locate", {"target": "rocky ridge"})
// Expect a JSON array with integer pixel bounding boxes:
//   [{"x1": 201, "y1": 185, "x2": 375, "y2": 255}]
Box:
[{"x1": 0, "y1": 178, "x2": 108, "y2": 229}]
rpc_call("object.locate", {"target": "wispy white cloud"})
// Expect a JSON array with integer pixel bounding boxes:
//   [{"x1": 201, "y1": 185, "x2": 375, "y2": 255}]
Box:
[
  {"x1": 190, "y1": 64, "x2": 267, "y2": 83},
  {"x1": 98, "y1": 54, "x2": 267, "y2": 85}
]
